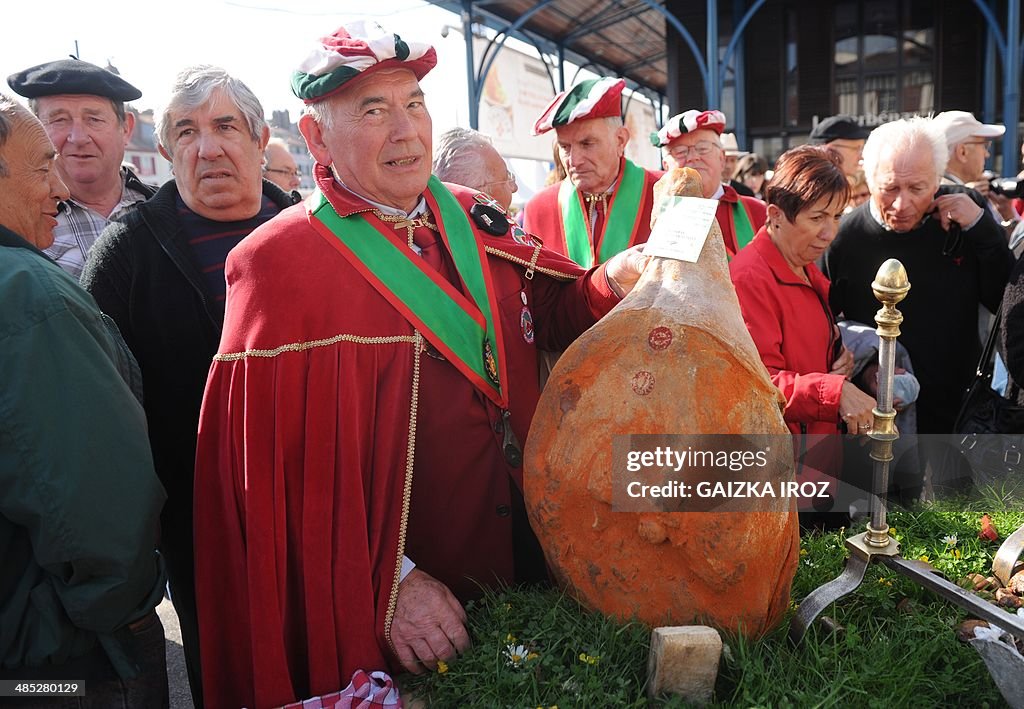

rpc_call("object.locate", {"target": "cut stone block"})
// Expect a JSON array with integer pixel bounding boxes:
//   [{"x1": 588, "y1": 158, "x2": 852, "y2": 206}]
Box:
[{"x1": 647, "y1": 625, "x2": 722, "y2": 704}]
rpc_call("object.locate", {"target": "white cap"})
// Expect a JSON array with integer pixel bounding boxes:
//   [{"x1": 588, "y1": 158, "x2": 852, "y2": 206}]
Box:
[
  {"x1": 933, "y1": 110, "x2": 1005, "y2": 147},
  {"x1": 720, "y1": 132, "x2": 748, "y2": 157}
]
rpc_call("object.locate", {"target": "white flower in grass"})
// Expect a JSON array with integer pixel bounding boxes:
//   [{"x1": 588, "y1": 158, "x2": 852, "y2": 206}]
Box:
[
  {"x1": 941, "y1": 534, "x2": 958, "y2": 547},
  {"x1": 504, "y1": 643, "x2": 528, "y2": 668}
]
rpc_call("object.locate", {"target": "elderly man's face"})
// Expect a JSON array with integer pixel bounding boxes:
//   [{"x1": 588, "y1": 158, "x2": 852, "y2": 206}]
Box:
[
  {"x1": 957, "y1": 136, "x2": 991, "y2": 182},
  {"x1": 478, "y1": 143, "x2": 517, "y2": 211},
  {"x1": 870, "y1": 145, "x2": 939, "y2": 233},
  {"x1": 301, "y1": 68, "x2": 431, "y2": 213},
  {"x1": 555, "y1": 118, "x2": 628, "y2": 195},
  {"x1": 160, "y1": 89, "x2": 269, "y2": 221},
  {"x1": 0, "y1": 113, "x2": 69, "y2": 248},
  {"x1": 35, "y1": 94, "x2": 133, "y2": 195},
  {"x1": 827, "y1": 139, "x2": 865, "y2": 178},
  {"x1": 264, "y1": 142, "x2": 301, "y2": 192},
  {"x1": 663, "y1": 128, "x2": 723, "y2": 199}
]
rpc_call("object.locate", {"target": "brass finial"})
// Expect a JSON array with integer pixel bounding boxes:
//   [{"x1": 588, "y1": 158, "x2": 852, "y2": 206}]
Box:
[
  {"x1": 871, "y1": 259, "x2": 910, "y2": 306},
  {"x1": 872, "y1": 259, "x2": 910, "y2": 339}
]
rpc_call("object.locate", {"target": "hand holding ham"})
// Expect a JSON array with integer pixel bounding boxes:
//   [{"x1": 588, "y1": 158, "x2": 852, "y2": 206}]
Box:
[
  {"x1": 604, "y1": 244, "x2": 649, "y2": 297},
  {"x1": 390, "y1": 568, "x2": 471, "y2": 673}
]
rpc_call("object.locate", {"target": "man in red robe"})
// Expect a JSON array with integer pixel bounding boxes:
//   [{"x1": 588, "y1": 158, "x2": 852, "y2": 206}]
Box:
[
  {"x1": 521, "y1": 77, "x2": 661, "y2": 267},
  {"x1": 653, "y1": 109, "x2": 766, "y2": 258},
  {"x1": 192, "y1": 20, "x2": 647, "y2": 709}
]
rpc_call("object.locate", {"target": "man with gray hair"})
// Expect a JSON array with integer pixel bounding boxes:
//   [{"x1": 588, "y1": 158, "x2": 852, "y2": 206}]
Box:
[
  {"x1": 522, "y1": 77, "x2": 660, "y2": 267},
  {"x1": 432, "y1": 127, "x2": 517, "y2": 211},
  {"x1": 7, "y1": 58, "x2": 157, "y2": 279},
  {"x1": 0, "y1": 94, "x2": 168, "y2": 705},
  {"x1": 81, "y1": 65, "x2": 295, "y2": 707},
  {"x1": 824, "y1": 118, "x2": 1012, "y2": 494},
  {"x1": 263, "y1": 136, "x2": 303, "y2": 199}
]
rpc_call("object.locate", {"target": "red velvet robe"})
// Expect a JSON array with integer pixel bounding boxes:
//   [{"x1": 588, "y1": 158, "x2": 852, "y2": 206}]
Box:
[
  {"x1": 715, "y1": 185, "x2": 767, "y2": 258},
  {"x1": 193, "y1": 168, "x2": 620, "y2": 709},
  {"x1": 521, "y1": 158, "x2": 661, "y2": 263}
]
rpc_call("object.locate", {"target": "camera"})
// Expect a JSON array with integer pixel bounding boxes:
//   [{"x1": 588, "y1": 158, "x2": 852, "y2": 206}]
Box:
[{"x1": 989, "y1": 177, "x2": 1024, "y2": 198}]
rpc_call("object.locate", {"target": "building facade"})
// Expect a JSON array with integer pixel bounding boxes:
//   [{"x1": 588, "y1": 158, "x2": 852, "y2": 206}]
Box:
[{"x1": 666, "y1": 0, "x2": 1006, "y2": 168}]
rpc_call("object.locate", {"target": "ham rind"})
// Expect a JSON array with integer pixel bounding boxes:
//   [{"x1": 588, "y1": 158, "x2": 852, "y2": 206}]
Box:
[{"x1": 524, "y1": 168, "x2": 799, "y2": 637}]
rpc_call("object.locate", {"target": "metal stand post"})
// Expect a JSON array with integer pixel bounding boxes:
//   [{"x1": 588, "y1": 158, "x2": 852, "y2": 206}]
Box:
[{"x1": 790, "y1": 259, "x2": 1024, "y2": 644}]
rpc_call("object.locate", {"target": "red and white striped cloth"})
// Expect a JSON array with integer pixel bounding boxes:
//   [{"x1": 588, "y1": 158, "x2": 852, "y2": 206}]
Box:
[{"x1": 276, "y1": 670, "x2": 402, "y2": 709}]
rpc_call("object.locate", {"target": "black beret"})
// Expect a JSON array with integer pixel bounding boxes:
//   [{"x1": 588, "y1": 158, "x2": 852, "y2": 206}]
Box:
[
  {"x1": 808, "y1": 115, "x2": 870, "y2": 144},
  {"x1": 7, "y1": 58, "x2": 141, "y2": 101}
]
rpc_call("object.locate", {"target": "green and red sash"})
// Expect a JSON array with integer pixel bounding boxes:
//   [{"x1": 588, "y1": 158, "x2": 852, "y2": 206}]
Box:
[
  {"x1": 557, "y1": 159, "x2": 646, "y2": 268},
  {"x1": 731, "y1": 200, "x2": 756, "y2": 253},
  {"x1": 307, "y1": 176, "x2": 507, "y2": 408}
]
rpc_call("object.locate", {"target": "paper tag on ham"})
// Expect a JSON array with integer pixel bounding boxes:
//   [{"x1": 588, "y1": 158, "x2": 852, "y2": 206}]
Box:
[{"x1": 645, "y1": 196, "x2": 719, "y2": 262}]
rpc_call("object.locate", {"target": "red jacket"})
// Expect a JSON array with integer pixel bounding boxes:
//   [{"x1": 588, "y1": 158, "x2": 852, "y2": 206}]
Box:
[{"x1": 729, "y1": 229, "x2": 844, "y2": 433}]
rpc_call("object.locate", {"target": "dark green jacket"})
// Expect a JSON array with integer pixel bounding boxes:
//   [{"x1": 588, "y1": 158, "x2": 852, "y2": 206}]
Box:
[{"x1": 0, "y1": 225, "x2": 166, "y2": 677}]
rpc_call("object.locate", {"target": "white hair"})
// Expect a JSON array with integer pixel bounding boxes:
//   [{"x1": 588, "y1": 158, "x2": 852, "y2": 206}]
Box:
[
  {"x1": 432, "y1": 127, "x2": 493, "y2": 187},
  {"x1": 862, "y1": 117, "x2": 946, "y2": 191},
  {"x1": 304, "y1": 98, "x2": 333, "y2": 131}
]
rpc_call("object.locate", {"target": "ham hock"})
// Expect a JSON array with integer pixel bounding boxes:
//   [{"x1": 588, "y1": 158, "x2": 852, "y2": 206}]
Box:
[{"x1": 524, "y1": 168, "x2": 799, "y2": 638}]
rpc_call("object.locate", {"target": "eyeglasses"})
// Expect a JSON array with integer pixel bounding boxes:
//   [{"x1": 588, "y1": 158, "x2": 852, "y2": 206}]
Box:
[
  {"x1": 482, "y1": 169, "x2": 516, "y2": 188},
  {"x1": 265, "y1": 167, "x2": 302, "y2": 177},
  {"x1": 965, "y1": 140, "x2": 992, "y2": 151},
  {"x1": 666, "y1": 140, "x2": 720, "y2": 160}
]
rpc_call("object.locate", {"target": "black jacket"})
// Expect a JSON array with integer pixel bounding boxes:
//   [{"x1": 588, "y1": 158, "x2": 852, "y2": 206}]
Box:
[{"x1": 81, "y1": 178, "x2": 294, "y2": 535}]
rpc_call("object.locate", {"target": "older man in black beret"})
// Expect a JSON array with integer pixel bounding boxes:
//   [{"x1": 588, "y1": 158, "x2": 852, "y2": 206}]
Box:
[
  {"x1": 7, "y1": 58, "x2": 156, "y2": 278},
  {"x1": 809, "y1": 114, "x2": 871, "y2": 179}
]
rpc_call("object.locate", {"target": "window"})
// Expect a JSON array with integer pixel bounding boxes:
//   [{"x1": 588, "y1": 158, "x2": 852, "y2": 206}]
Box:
[{"x1": 832, "y1": 0, "x2": 935, "y2": 121}]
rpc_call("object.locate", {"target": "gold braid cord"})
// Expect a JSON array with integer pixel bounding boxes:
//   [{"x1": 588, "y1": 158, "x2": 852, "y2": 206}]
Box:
[
  {"x1": 583, "y1": 191, "x2": 609, "y2": 228},
  {"x1": 374, "y1": 209, "x2": 438, "y2": 247},
  {"x1": 385, "y1": 331, "x2": 422, "y2": 650},
  {"x1": 213, "y1": 333, "x2": 418, "y2": 361}
]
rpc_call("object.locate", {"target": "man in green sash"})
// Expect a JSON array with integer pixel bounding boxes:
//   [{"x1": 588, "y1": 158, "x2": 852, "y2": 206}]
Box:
[
  {"x1": 521, "y1": 77, "x2": 661, "y2": 268},
  {"x1": 192, "y1": 20, "x2": 648, "y2": 709},
  {"x1": 653, "y1": 108, "x2": 766, "y2": 258}
]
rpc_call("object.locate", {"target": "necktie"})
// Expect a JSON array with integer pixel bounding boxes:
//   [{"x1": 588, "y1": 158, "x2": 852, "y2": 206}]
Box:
[{"x1": 412, "y1": 226, "x2": 444, "y2": 274}]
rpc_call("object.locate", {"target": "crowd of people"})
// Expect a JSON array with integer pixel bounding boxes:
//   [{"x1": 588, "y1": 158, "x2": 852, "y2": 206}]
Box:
[{"x1": 1, "y1": 14, "x2": 1022, "y2": 709}]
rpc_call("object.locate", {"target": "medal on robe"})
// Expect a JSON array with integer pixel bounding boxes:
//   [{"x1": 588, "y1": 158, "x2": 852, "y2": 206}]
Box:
[
  {"x1": 483, "y1": 338, "x2": 500, "y2": 386},
  {"x1": 520, "y1": 306, "x2": 535, "y2": 344},
  {"x1": 510, "y1": 223, "x2": 535, "y2": 247},
  {"x1": 473, "y1": 191, "x2": 507, "y2": 213}
]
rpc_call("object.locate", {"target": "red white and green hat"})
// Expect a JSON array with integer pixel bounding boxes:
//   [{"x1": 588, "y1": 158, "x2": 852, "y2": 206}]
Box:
[
  {"x1": 532, "y1": 77, "x2": 625, "y2": 135},
  {"x1": 650, "y1": 109, "x2": 727, "y2": 147},
  {"x1": 291, "y1": 20, "x2": 437, "y2": 104}
]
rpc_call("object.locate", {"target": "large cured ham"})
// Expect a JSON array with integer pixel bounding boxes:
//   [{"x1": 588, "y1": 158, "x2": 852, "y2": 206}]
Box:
[{"x1": 524, "y1": 168, "x2": 799, "y2": 638}]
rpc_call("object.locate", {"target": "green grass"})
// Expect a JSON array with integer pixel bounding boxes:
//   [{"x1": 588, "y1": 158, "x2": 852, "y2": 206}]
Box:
[{"x1": 400, "y1": 493, "x2": 1023, "y2": 708}]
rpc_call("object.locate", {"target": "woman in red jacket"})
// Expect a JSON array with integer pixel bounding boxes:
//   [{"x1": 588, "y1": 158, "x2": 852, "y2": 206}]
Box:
[{"x1": 730, "y1": 145, "x2": 876, "y2": 525}]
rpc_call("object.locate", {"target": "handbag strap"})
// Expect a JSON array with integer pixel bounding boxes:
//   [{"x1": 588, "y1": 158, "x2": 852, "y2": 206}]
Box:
[{"x1": 974, "y1": 302, "x2": 1003, "y2": 382}]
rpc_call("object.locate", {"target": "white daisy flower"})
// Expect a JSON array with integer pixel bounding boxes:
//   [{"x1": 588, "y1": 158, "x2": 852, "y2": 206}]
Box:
[{"x1": 504, "y1": 644, "x2": 528, "y2": 668}]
